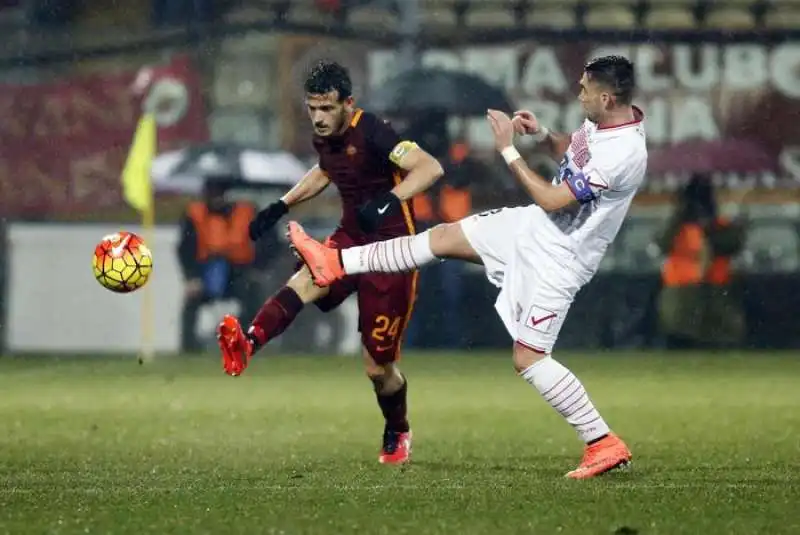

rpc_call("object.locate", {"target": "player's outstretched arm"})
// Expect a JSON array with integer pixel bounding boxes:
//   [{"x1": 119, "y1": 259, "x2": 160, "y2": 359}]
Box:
[
  {"x1": 512, "y1": 110, "x2": 571, "y2": 162},
  {"x1": 249, "y1": 165, "x2": 330, "y2": 241},
  {"x1": 489, "y1": 109, "x2": 577, "y2": 212},
  {"x1": 281, "y1": 164, "x2": 331, "y2": 207}
]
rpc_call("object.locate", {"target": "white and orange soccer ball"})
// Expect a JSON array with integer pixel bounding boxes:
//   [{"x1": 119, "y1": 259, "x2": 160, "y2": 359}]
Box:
[{"x1": 92, "y1": 231, "x2": 153, "y2": 293}]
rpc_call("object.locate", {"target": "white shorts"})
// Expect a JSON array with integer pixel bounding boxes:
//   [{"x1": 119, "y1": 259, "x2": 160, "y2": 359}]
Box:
[{"x1": 460, "y1": 206, "x2": 579, "y2": 354}]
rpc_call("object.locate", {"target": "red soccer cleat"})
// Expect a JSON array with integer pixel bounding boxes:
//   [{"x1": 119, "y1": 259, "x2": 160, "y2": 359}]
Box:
[
  {"x1": 565, "y1": 432, "x2": 632, "y2": 479},
  {"x1": 379, "y1": 430, "x2": 412, "y2": 465},
  {"x1": 216, "y1": 314, "x2": 253, "y2": 377},
  {"x1": 286, "y1": 221, "x2": 345, "y2": 287}
]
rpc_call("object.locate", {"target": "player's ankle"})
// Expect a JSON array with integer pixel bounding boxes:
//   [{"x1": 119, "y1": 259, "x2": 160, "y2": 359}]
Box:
[
  {"x1": 245, "y1": 332, "x2": 258, "y2": 353},
  {"x1": 247, "y1": 325, "x2": 265, "y2": 348},
  {"x1": 384, "y1": 422, "x2": 410, "y2": 434},
  {"x1": 586, "y1": 433, "x2": 609, "y2": 446}
]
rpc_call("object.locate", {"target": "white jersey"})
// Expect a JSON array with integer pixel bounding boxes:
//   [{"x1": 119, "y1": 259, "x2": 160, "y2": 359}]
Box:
[
  {"x1": 460, "y1": 107, "x2": 647, "y2": 353},
  {"x1": 538, "y1": 111, "x2": 647, "y2": 284}
]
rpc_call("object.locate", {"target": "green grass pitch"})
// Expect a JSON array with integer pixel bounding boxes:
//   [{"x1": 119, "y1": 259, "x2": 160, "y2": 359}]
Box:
[{"x1": 0, "y1": 351, "x2": 798, "y2": 534}]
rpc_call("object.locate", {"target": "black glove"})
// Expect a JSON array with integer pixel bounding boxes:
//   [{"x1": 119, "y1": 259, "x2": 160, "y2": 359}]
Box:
[
  {"x1": 357, "y1": 192, "x2": 401, "y2": 234},
  {"x1": 248, "y1": 200, "x2": 288, "y2": 241}
]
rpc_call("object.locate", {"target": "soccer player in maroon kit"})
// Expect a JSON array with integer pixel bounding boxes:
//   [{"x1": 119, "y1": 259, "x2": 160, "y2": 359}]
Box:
[{"x1": 216, "y1": 60, "x2": 444, "y2": 465}]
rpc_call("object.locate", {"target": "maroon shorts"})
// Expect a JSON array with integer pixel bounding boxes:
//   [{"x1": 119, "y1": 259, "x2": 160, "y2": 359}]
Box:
[{"x1": 311, "y1": 228, "x2": 418, "y2": 364}]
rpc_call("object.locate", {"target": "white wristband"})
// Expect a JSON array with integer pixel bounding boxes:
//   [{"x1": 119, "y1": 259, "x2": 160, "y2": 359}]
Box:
[
  {"x1": 530, "y1": 126, "x2": 550, "y2": 143},
  {"x1": 501, "y1": 146, "x2": 521, "y2": 165}
]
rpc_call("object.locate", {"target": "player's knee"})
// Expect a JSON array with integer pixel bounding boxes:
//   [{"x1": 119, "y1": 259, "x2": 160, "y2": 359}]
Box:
[
  {"x1": 366, "y1": 364, "x2": 389, "y2": 392},
  {"x1": 365, "y1": 361, "x2": 403, "y2": 394},
  {"x1": 427, "y1": 223, "x2": 452, "y2": 257},
  {"x1": 512, "y1": 342, "x2": 549, "y2": 372},
  {"x1": 365, "y1": 359, "x2": 392, "y2": 380},
  {"x1": 428, "y1": 222, "x2": 476, "y2": 261},
  {"x1": 287, "y1": 267, "x2": 328, "y2": 304}
]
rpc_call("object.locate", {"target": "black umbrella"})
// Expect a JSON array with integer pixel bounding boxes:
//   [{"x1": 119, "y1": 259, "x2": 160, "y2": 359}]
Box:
[
  {"x1": 365, "y1": 68, "x2": 515, "y2": 116},
  {"x1": 150, "y1": 144, "x2": 308, "y2": 194}
]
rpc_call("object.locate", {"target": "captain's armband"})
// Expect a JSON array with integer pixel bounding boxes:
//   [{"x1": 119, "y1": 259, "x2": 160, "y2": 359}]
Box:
[
  {"x1": 388, "y1": 140, "x2": 419, "y2": 166},
  {"x1": 565, "y1": 172, "x2": 597, "y2": 204}
]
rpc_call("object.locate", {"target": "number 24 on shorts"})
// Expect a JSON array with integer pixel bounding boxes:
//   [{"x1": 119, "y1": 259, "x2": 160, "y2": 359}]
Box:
[{"x1": 371, "y1": 315, "x2": 402, "y2": 348}]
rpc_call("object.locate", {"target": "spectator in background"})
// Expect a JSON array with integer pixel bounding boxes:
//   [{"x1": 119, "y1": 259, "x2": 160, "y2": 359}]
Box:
[
  {"x1": 655, "y1": 174, "x2": 747, "y2": 349},
  {"x1": 177, "y1": 181, "x2": 270, "y2": 352}
]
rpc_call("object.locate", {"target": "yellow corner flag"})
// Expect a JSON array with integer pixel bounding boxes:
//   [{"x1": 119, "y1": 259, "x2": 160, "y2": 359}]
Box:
[
  {"x1": 122, "y1": 112, "x2": 157, "y2": 364},
  {"x1": 122, "y1": 112, "x2": 156, "y2": 213}
]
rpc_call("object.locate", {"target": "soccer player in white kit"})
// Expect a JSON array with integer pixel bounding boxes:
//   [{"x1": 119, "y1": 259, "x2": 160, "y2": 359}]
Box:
[{"x1": 288, "y1": 55, "x2": 646, "y2": 479}]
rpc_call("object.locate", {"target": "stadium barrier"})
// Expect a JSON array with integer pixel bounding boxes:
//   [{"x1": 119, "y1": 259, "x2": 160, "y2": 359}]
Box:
[
  {"x1": 0, "y1": 220, "x2": 7, "y2": 354},
  {"x1": 4, "y1": 221, "x2": 800, "y2": 354}
]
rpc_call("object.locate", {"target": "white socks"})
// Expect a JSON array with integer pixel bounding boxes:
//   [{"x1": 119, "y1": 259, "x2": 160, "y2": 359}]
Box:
[
  {"x1": 341, "y1": 230, "x2": 437, "y2": 275},
  {"x1": 520, "y1": 356, "x2": 610, "y2": 444}
]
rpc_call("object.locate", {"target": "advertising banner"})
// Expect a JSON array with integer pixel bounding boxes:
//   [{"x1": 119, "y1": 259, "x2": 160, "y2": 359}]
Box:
[
  {"x1": 0, "y1": 54, "x2": 208, "y2": 217},
  {"x1": 280, "y1": 37, "x2": 800, "y2": 191}
]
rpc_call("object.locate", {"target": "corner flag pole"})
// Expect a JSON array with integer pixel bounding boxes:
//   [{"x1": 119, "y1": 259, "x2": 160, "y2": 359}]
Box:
[
  {"x1": 139, "y1": 201, "x2": 156, "y2": 365},
  {"x1": 122, "y1": 112, "x2": 157, "y2": 364}
]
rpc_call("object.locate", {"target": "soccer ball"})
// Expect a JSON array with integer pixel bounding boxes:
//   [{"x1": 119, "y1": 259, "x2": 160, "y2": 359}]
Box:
[{"x1": 92, "y1": 231, "x2": 153, "y2": 293}]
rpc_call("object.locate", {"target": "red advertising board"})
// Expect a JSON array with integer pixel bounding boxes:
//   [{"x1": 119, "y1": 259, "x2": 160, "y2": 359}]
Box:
[{"x1": 0, "y1": 54, "x2": 208, "y2": 217}]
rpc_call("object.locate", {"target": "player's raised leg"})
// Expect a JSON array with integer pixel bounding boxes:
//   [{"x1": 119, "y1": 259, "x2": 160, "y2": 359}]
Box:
[
  {"x1": 287, "y1": 220, "x2": 480, "y2": 286},
  {"x1": 217, "y1": 265, "x2": 328, "y2": 376},
  {"x1": 358, "y1": 272, "x2": 418, "y2": 464},
  {"x1": 513, "y1": 342, "x2": 631, "y2": 479}
]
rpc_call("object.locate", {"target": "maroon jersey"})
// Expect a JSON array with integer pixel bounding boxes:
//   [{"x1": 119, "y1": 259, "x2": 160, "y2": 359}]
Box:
[{"x1": 312, "y1": 109, "x2": 415, "y2": 240}]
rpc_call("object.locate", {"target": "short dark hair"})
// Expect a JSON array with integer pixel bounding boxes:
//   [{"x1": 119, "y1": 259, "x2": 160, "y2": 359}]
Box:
[
  {"x1": 304, "y1": 60, "x2": 353, "y2": 101},
  {"x1": 584, "y1": 55, "x2": 635, "y2": 105}
]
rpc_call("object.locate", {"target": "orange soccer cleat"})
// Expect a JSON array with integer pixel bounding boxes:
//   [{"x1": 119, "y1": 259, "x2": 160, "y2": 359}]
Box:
[
  {"x1": 216, "y1": 314, "x2": 253, "y2": 377},
  {"x1": 379, "y1": 430, "x2": 412, "y2": 465},
  {"x1": 565, "y1": 433, "x2": 632, "y2": 479},
  {"x1": 287, "y1": 221, "x2": 345, "y2": 287}
]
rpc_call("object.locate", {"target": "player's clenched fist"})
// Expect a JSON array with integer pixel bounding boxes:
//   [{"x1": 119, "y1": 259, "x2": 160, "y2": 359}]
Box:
[
  {"x1": 512, "y1": 110, "x2": 550, "y2": 142},
  {"x1": 511, "y1": 110, "x2": 539, "y2": 134}
]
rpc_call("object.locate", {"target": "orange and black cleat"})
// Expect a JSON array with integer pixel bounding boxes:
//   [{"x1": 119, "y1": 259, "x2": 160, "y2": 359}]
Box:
[
  {"x1": 565, "y1": 432, "x2": 632, "y2": 479},
  {"x1": 379, "y1": 430, "x2": 412, "y2": 465},
  {"x1": 217, "y1": 314, "x2": 253, "y2": 377},
  {"x1": 287, "y1": 221, "x2": 345, "y2": 287}
]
